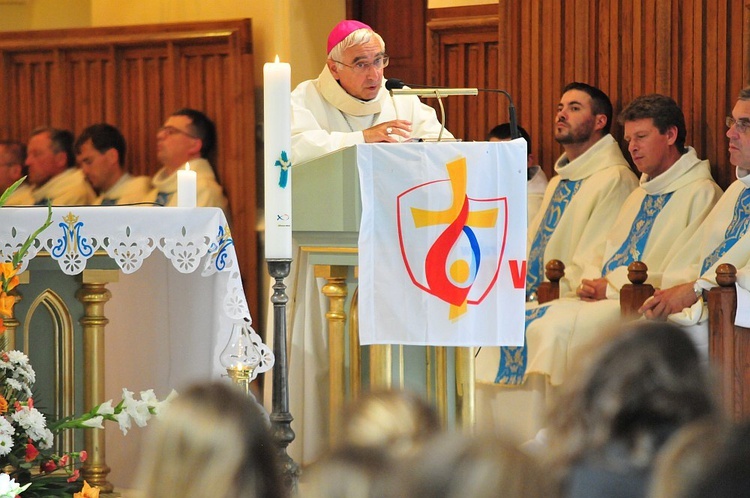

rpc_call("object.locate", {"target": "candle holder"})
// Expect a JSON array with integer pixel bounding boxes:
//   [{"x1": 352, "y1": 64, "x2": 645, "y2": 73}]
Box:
[
  {"x1": 267, "y1": 258, "x2": 299, "y2": 490},
  {"x1": 220, "y1": 323, "x2": 261, "y2": 396}
]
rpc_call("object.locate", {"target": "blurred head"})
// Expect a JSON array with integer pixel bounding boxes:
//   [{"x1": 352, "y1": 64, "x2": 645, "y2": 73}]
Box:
[
  {"x1": 685, "y1": 421, "x2": 750, "y2": 498},
  {"x1": 135, "y1": 382, "x2": 284, "y2": 498},
  {"x1": 327, "y1": 21, "x2": 387, "y2": 102},
  {"x1": 649, "y1": 419, "x2": 729, "y2": 498},
  {"x1": 156, "y1": 108, "x2": 216, "y2": 172},
  {"x1": 339, "y1": 389, "x2": 440, "y2": 459},
  {"x1": 25, "y1": 127, "x2": 75, "y2": 186},
  {"x1": 301, "y1": 445, "x2": 392, "y2": 498},
  {"x1": 546, "y1": 321, "x2": 717, "y2": 480},
  {"x1": 555, "y1": 82, "x2": 612, "y2": 148},
  {"x1": 619, "y1": 94, "x2": 686, "y2": 178},
  {"x1": 392, "y1": 433, "x2": 555, "y2": 498},
  {"x1": 487, "y1": 123, "x2": 533, "y2": 168},
  {"x1": 74, "y1": 123, "x2": 126, "y2": 193},
  {"x1": 0, "y1": 140, "x2": 25, "y2": 191},
  {"x1": 726, "y1": 87, "x2": 750, "y2": 170}
]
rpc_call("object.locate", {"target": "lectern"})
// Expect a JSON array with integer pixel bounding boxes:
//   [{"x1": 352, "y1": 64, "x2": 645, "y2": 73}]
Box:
[{"x1": 291, "y1": 142, "x2": 526, "y2": 450}]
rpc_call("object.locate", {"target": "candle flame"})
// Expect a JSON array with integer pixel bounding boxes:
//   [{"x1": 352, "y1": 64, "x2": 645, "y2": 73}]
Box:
[
  {"x1": 184, "y1": 162, "x2": 191, "y2": 171},
  {"x1": 274, "y1": 54, "x2": 280, "y2": 63}
]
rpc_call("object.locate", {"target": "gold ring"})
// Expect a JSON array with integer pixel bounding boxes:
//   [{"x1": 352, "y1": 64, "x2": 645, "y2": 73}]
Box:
[{"x1": 386, "y1": 127, "x2": 393, "y2": 134}]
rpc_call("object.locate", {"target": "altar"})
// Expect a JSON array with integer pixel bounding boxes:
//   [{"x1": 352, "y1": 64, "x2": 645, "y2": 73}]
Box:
[{"x1": 0, "y1": 206, "x2": 272, "y2": 490}]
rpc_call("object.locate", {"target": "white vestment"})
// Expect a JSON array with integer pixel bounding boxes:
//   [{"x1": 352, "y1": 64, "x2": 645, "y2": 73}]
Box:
[
  {"x1": 526, "y1": 135, "x2": 639, "y2": 299},
  {"x1": 94, "y1": 173, "x2": 152, "y2": 205},
  {"x1": 291, "y1": 65, "x2": 452, "y2": 164},
  {"x1": 475, "y1": 147, "x2": 722, "y2": 440},
  {"x1": 30, "y1": 168, "x2": 95, "y2": 206},
  {"x1": 657, "y1": 166, "x2": 750, "y2": 338},
  {"x1": 527, "y1": 165, "x2": 548, "y2": 227}
]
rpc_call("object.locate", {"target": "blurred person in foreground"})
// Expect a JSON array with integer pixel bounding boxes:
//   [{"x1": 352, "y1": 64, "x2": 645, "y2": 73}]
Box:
[
  {"x1": 545, "y1": 321, "x2": 719, "y2": 498},
  {"x1": 135, "y1": 381, "x2": 285, "y2": 498}
]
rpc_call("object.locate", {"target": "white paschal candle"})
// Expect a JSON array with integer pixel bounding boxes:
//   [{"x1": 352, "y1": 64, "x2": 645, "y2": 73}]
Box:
[
  {"x1": 177, "y1": 162, "x2": 197, "y2": 207},
  {"x1": 263, "y1": 55, "x2": 292, "y2": 259}
]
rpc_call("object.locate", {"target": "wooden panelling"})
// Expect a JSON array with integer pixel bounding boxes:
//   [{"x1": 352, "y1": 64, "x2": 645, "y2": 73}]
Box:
[
  {"x1": 426, "y1": 4, "x2": 500, "y2": 142},
  {"x1": 492, "y1": 0, "x2": 748, "y2": 188},
  {"x1": 0, "y1": 19, "x2": 259, "y2": 323},
  {"x1": 422, "y1": 1, "x2": 749, "y2": 190}
]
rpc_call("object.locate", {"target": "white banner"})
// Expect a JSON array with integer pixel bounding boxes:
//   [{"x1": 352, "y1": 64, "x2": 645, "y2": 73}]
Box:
[{"x1": 357, "y1": 141, "x2": 527, "y2": 346}]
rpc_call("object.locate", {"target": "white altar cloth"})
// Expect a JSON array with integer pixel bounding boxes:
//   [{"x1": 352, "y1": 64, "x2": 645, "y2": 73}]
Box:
[{"x1": 0, "y1": 206, "x2": 272, "y2": 378}]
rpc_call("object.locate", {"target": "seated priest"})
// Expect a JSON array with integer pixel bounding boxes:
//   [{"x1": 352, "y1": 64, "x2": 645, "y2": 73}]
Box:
[
  {"x1": 639, "y1": 87, "x2": 750, "y2": 348},
  {"x1": 25, "y1": 127, "x2": 95, "y2": 205},
  {"x1": 291, "y1": 19, "x2": 452, "y2": 164},
  {"x1": 148, "y1": 108, "x2": 228, "y2": 213},
  {"x1": 75, "y1": 123, "x2": 152, "y2": 205},
  {"x1": 475, "y1": 94, "x2": 722, "y2": 441},
  {"x1": 524, "y1": 82, "x2": 639, "y2": 301},
  {"x1": 0, "y1": 140, "x2": 33, "y2": 205}
]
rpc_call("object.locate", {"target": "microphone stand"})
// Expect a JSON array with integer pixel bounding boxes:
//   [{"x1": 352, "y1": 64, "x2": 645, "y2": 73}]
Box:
[
  {"x1": 478, "y1": 88, "x2": 520, "y2": 140},
  {"x1": 389, "y1": 87, "x2": 478, "y2": 142}
]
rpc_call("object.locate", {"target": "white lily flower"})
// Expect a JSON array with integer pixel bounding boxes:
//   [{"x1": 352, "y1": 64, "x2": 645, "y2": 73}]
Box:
[
  {"x1": 81, "y1": 416, "x2": 104, "y2": 429},
  {"x1": 94, "y1": 400, "x2": 115, "y2": 416},
  {"x1": 115, "y1": 411, "x2": 131, "y2": 435}
]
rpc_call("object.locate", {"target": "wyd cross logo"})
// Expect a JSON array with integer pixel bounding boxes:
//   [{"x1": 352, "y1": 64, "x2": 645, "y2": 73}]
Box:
[{"x1": 397, "y1": 156, "x2": 508, "y2": 320}]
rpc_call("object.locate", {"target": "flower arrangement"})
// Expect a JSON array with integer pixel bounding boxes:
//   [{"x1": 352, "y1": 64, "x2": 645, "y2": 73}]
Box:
[{"x1": 0, "y1": 349, "x2": 175, "y2": 496}]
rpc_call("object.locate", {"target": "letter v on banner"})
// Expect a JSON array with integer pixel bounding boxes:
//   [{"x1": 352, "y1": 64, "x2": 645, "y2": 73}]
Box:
[{"x1": 509, "y1": 260, "x2": 526, "y2": 289}]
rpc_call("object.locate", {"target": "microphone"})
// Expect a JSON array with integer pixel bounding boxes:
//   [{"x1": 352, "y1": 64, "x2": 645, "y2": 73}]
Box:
[
  {"x1": 387, "y1": 78, "x2": 520, "y2": 140},
  {"x1": 385, "y1": 78, "x2": 478, "y2": 96}
]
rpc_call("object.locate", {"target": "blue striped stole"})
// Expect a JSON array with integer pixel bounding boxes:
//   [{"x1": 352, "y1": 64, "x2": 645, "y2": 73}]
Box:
[
  {"x1": 495, "y1": 305, "x2": 550, "y2": 384},
  {"x1": 601, "y1": 192, "x2": 673, "y2": 275},
  {"x1": 526, "y1": 179, "x2": 583, "y2": 299},
  {"x1": 700, "y1": 187, "x2": 750, "y2": 276}
]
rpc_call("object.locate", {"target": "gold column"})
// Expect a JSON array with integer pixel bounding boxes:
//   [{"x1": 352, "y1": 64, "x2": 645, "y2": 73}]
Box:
[
  {"x1": 76, "y1": 269, "x2": 119, "y2": 493},
  {"x1": 348, "y1": 287, "x2": 361, "y2": 399},
  {"x1": 315, "y1": 265, "x2": 348, "y2": 444},
  {"x1": 435, "y1": 347, "x2": 448, "y2": 426},
  {"x1": 369, "y1": 345, "x2": 392, "y2": 389},
  {"x1": 455, "y1": 347, "x2": 476, "y2": 432}
]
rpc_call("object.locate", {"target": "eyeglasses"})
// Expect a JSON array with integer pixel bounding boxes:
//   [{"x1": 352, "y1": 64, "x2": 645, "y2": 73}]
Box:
[
  {"x1": 158, "y1": 126, "x2": 199, "y2": 139},
  {"x1": 331, "y1": 54, "x2": 390, "y2": 74},
  {"x1": 726, "y1": 116, "x2": 750, "y2": 134}
]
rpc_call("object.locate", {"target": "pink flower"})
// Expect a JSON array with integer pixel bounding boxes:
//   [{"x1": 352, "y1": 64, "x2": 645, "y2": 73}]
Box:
[
  {"x1": 25, "y1": 442, "x2": 39, "y2": 462},
  {"x1": 67, "y1": 469, "x2": 80, "y2": 483},
  {"x1": 41, "y1": 460, "x2": 57, "y2": 473},
  {"x1": 79, "y1": 450, "x2": 88, "y2": 462},
  {"x1": 58, "y1": 454, "x2": 69, "y2": 467}
]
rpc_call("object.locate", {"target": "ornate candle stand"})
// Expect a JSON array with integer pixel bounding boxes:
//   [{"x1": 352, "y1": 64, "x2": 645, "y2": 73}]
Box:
[{"x1": 267, "y1": 259, "x2": 299, "y2": 489}]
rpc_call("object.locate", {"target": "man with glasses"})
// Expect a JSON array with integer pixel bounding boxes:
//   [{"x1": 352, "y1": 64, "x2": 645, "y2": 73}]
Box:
[
  {"x1": 149, "y1": 108, "x2": 228, "y2": 212},
  {"x1": 291, "y1": 20, "x2": 452, "y2": 163},
  {"x1": 0, "y1": 140, "x2": 33, "y2": 205},
  {"x1": 74, "y1": 124, "x2": 151, "y2": 205},
  {"x1": 639, "y1": 87, "x2": 750, "y2": 354},
  {"x1": 25, "y1": 127, "x2": 95, "y2": 206}
]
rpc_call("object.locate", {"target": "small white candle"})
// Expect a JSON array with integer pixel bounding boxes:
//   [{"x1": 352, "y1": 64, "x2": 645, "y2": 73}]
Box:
[
  {"x1": 264, "y1": 55, "x2": 292, "y2": 259},
  {"x1": 177, "y1": 162, "x2": 197, "y2": 208}
]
